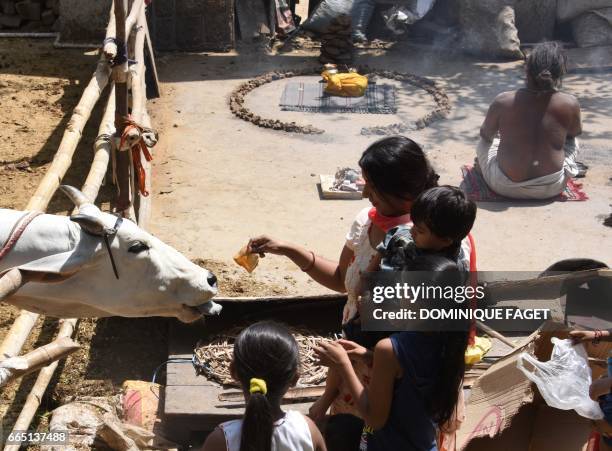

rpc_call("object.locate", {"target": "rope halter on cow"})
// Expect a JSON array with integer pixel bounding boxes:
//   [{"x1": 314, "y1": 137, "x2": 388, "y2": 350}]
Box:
[{"x1": 0, "y1": 212, "x2": 43, "y2": 262}]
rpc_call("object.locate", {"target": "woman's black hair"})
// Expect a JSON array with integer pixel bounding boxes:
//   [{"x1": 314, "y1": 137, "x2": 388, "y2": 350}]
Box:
[
  {"x1": 526, "y1": 41, "x2": 567, "y2": 91},
  {"x1": 410, "y1": 185, "x2": 477, "y2": 245},
  {"x1": 358, "y1": 136, "x2": 439, "y2": 200},
  {"x1": 405, "y1": 255, "x2": 469, "y2": 427},
  {"x1": 233, "y1": 321, "x2": 300, "y2": 451}
]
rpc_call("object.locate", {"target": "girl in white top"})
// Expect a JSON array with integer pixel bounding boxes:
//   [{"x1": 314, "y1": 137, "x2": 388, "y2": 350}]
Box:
[{"x1": 201, "y1": 321, "x2": 326, "y2": 451}]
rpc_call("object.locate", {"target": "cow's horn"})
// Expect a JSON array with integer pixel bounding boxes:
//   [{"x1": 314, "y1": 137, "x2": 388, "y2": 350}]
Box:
[{"x1": 59, "y1": 185, "x2": 90, "y2": 208}]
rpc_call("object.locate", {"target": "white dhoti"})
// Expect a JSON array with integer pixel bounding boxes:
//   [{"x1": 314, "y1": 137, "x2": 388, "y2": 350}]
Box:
[{"x1": 476, "y1": 137, "x2": 580, "y2": 200}]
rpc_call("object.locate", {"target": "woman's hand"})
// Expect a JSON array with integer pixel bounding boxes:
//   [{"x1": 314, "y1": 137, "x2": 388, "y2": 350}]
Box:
[
  {"x1": 315, "y1": 341, "x2": 351, "y2": 369},
  {"x1": 247, "y1": 236, "x2": 287, "y2": 256}
]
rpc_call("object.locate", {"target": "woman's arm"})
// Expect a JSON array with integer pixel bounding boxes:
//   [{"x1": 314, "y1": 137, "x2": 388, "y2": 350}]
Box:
[
  {"x1": 248, "y1": 236, "x2": 353, "y2": 293},
  {"x1": 316, "y1": 339, "x2": 400, "y2": 430}
]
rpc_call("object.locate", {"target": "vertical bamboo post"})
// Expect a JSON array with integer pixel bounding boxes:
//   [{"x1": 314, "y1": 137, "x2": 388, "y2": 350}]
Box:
[{"x1": 113, "y1": 0, "x2": 131, "y2": 213}]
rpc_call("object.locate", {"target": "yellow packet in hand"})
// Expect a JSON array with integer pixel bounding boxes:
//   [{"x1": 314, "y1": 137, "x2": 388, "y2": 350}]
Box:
[{"x1": 233, "y1": 245, "x2": 259, "y2": 273}]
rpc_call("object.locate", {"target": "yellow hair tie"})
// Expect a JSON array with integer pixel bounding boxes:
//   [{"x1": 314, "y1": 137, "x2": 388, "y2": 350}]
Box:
[{"x1": 249, "y1": 378, "x2": 267, "y2": 395}]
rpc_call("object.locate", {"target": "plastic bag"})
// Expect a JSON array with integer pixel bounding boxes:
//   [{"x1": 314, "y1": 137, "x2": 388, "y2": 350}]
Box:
[
  {"x1": 517, "y1": 337, "x2": 604, "y2": 420},
  {"x1": 301, "y1": 0, "x2": 354, "y2": 34}
]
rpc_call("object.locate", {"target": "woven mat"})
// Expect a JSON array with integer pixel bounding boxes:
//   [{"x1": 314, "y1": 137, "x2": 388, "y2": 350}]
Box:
[
  {"x1": 460, "y1": 164, "x2": 589, "y2": 202},
  {"x1": 280, "y1": 81, "x2": 397, "y2": 114}
]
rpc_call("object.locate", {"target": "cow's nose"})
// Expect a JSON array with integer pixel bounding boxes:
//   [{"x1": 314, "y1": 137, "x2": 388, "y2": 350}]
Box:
[{"x1": 207, "y1": 272, "x2": 217, "y2": 287}]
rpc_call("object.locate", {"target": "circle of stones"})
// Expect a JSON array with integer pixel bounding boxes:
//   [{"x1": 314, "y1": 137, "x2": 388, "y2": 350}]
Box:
[{"x1": 228, "y1": 66, "x2": 451, "y2": 135}]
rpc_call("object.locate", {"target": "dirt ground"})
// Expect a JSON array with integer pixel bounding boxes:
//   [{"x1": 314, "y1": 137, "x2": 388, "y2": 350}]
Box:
[
  {"x1": 1, "y1": 36, "x2": 611, "y2": 444},
  {"x1": 0, "y1": 40, "x2": 291, "y2": 439},
  {"x1": 149, "y1": 43, "x2": 612, "y2": 295}
]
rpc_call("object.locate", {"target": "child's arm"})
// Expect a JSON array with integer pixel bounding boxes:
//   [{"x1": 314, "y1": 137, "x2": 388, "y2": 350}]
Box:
[
  {"x1": 201, "y1": 428, "x2": 227, "y2": 451},
  {"x1": 315, "y1": 339, "x2": 400, "y2": 430},
  {"x1": 570, "y1": 329, "x2": 612, "y2": 343},
  {"x1": 304, "y1": 415, "x2": 328, "y2": 451}
]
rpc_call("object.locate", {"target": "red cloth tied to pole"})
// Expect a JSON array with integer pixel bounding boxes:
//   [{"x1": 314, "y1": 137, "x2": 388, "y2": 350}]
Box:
[{"x1": 119, "y1": 115, "x2": 154, "y2": 197}]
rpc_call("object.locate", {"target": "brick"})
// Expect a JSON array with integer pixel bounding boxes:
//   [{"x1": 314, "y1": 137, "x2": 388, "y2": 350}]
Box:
[
  {"x1": 0, "y1": 12, "x2": 21, "y2": 27},
  {"x1": 41, "y1": 7, "x2": 54, "y2": 25},
  {"x1": 176, "y1": 0, "x2": 205, "y2": 17},
  {"x1": 15, "y1": 0, "x2": 41, "y2": 21},
  {"x1": 1, "y1": 0, "x2": 16, "y2": 15},
  {"x1": 154, "y1": 0, "x2": 174, "y2": 18}
]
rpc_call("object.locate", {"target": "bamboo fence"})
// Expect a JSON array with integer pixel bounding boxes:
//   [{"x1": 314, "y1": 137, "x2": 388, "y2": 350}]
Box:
[{"x1": 1, "y1": 1, "x2": 156, "y2": 447}]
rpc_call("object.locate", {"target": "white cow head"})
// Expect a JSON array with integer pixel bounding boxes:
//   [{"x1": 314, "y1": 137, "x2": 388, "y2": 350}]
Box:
[{"x1": 0, "y1": 186, "x2": 220, "y2": 322}]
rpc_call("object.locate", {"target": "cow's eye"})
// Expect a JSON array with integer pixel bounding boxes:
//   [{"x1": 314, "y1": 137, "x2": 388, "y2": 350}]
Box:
[{"x1": 128, "y1": 241, "x2": 150, "y2": 253}]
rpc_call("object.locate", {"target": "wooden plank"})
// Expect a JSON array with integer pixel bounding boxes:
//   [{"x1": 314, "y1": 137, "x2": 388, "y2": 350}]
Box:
[
  {"x1": 483, "y1": 269, "x2": 611, "y2": 301},
  {"x1": 219, "y1": 386, "x2": 325, "y2": 403},
  {"x1": 216, "y1": 293, "x2": 346, "y2": 303}
]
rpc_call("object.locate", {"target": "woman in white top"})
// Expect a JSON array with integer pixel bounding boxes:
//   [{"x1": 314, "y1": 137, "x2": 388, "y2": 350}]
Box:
[
  {"x1": 248, "y1": 137, "x2": 469, "y2": 423},
  {"x1": 201, "y1": 321, "x2": 326, "y2": 451}
]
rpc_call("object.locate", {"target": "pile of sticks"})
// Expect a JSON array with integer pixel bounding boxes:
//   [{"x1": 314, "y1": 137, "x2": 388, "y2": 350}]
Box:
[{"x1": 194, "y1": 326, "x2": 331, "y2": 387}]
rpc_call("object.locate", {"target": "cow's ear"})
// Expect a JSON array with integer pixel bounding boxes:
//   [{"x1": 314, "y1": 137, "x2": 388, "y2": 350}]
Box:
[{"x1": 70, "y1": 214, "x2": 107, "y2": 236}]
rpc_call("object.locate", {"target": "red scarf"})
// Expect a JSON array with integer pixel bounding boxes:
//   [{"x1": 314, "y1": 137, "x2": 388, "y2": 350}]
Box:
[{"x1": 368, "y1": 207, "x2": 411, "y2": 232}]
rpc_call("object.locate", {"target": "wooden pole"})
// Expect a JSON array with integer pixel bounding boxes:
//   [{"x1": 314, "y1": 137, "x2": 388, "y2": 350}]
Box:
[
  {"x1": 0, "y1": 90, "x2": 118, "y2": 447},
  {"x1": 103, "y1": 0, "x2": 117, "y2": 60},
  {"x1": 0, "y1": 337, "x2": 80, "y2": 387},
  {"x1": 113, "y1": 0, "x2": 132, "y2": 214},
  {"x1": 130, "y1": 9, "x2": 154, "y2": 226},
  {"x1": 104, "y1": 0, "x2": 144, "y2": 61},
  {"x1": 475, "y1": 320, "x2": 518, "y2": 349},
  {"x1": 3, "y1": 319, "x2": 78, "y2": 451},
  {"x1": 0, "y1": 57, "x2": 111, "y2": 362}
]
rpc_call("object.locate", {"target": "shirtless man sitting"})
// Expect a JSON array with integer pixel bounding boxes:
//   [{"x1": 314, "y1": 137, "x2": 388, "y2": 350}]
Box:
[{"x1": 477, "y1": 41, "x2": 583, "y2": 199}]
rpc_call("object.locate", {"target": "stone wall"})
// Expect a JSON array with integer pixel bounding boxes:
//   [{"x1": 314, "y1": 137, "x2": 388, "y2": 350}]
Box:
[
  {"x1": 59, "y1": 0, "x2": 111, "y2": 43},
  {"x1": 0, "y1": 0, "x2": 60, "y2": 32},
  {"x1": 150, "y1": 0, "x2": 234, "y2": 51}
]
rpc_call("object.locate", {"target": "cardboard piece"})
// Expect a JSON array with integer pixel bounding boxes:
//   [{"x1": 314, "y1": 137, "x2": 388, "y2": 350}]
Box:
[{"x1": 458, "y1": 321, "x2": 611, "y2": 451}]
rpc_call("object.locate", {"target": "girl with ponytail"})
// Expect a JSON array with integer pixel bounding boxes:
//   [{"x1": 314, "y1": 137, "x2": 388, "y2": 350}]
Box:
[{"x1": 202, "y1": 321, "x2": 326, "y2": 451}]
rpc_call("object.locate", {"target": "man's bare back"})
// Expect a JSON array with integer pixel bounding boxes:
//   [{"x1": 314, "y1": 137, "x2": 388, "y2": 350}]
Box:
[{"x1": 480, "y1": 89, "x2": 582, "y2": 182}]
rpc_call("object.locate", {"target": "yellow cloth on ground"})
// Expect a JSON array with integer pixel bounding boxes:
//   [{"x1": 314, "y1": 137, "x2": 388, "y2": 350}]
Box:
[
  {"x1": 465, "y1": 335, "x2": 493, "y2": 365},
  {"x1": 321, "y1": 71, "x2": 368, "y2": 97}
]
